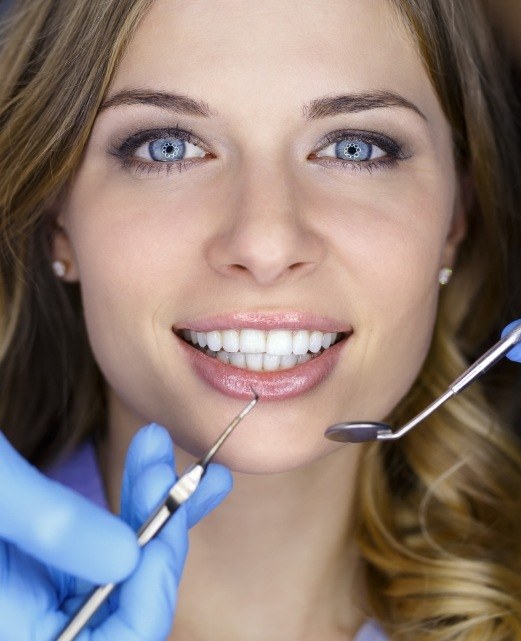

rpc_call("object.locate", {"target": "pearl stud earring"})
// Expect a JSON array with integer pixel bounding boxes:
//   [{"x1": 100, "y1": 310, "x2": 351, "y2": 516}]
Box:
[
  {"x1": 438, "y1": 267, "x2": 453, "y2": 286},
  {"x1": 52, "y1": 260, "x2": 68, "y2": 278}
]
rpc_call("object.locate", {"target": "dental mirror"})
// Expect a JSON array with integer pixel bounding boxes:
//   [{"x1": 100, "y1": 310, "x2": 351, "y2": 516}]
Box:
[{"x1": 325, "y1": 321, "x2": 521, "y2": 444}]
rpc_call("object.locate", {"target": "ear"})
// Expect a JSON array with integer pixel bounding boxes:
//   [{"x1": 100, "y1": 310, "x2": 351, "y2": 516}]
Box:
[
  {"x1": 51, "y1": 214, "x2": 80, "y2": 282},
  {"x1": 440, "y1": 172, "x2": 471, "y2": 268}
]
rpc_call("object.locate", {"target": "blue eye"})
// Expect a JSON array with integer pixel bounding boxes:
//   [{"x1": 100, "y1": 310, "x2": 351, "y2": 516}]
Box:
[
  {"x1": 133, "y1": 135, "x2": 206, "y2": 163},
  {"x1": 336, "y1": 140, "x2": 372, "y2": 161},
  {"x1": 316, "y1": 137, "x2": 385, "y2": 162},
  {"x1": 149, "y1": 138, "x2": 186, "y2": 161}
]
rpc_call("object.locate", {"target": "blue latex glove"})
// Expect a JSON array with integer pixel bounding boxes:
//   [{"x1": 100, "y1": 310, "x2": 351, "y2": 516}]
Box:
[
  {"x1": 501, "y1": 320, "x2": 521, "y2": 362},
  {"x1": 0, "y1": 424, "x2": 233, "y2": 641}
]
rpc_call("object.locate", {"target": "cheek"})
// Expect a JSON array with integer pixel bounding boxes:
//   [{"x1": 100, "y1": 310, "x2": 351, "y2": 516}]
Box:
[
  {"x1": 61, "y1": 178, "x2": 208, "y2": 401},
  {"x1": 310, "y1": 167, "x2": 456, "y2": 415}
]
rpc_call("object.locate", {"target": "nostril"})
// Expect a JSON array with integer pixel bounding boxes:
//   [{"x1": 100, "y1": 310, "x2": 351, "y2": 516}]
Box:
[{"x1": 289, "y1": 261, "x2": 308, "y2": 270}]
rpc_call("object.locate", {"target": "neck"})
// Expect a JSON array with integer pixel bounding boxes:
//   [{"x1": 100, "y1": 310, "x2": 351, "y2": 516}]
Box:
[
  {"x1": 98, "y1": 397, "x2": 369, "y2": 641},
  {"x1": 176, "y1": 453, "x2": 367, "y2": 641}
]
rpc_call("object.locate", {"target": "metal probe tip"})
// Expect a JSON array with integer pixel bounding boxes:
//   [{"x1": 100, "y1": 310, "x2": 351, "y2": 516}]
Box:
[{"x1": 199, "y1": 390, "x2": 259, "y2": 468}]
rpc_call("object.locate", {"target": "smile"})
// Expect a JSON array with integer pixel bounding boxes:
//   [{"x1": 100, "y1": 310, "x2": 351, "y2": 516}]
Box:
[
  {"x1": 180, "y1": 328, "x2": 344, "y2": 372},
  {"x1": 174, "y1": 313, "x2": 351, "y2": 400}
]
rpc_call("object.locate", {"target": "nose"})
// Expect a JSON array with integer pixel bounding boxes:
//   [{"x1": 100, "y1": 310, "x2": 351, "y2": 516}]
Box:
[{"x1": 205, "y1": 162, "x2": 326, "y2": 286}]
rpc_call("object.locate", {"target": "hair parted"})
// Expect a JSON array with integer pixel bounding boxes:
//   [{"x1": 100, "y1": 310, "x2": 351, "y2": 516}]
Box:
[{"x1": 0, "y1": 0, "x2": 520, "y2": 639}]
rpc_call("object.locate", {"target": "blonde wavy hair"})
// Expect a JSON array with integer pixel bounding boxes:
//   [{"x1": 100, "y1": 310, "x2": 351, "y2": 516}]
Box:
[{"x1": 1, "y1": 1, "x2": 520, "y2": 639}]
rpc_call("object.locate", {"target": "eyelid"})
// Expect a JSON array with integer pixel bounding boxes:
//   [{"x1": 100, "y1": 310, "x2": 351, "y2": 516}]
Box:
[
  {"x1": 113, "y1": 125, "x2": 208, "y2": 156},
  {"x1": 315, "y1": 128, "x2": 407, "y2": 158}
]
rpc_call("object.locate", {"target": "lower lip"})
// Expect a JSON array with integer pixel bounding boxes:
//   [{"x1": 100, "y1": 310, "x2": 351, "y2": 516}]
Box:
[{"x1": 176, "y1": 336, "x2": 349, "y2": 400}]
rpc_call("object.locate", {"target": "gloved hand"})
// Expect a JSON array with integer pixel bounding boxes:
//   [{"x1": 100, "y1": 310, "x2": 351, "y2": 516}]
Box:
[
  {"x1": 502, "y1": 319, "x2": 521, "y2": 362},
  {"x1": 0, "y1": 423, "x2": 233, "y2": 641}
]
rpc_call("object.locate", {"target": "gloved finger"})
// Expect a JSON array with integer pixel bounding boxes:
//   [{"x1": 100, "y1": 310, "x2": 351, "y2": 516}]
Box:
[
  {"x1": 0, "y1": 433, "x2": 139, "y2": 584},
  {"x1": 125, "y1": 457, "x2": 233, "y2": 532},
  {"x1": 52, "y1": 474, "x2": 186, "y2": 638},
  {"x1": 120, "y1": 423, "x2": 175, "y2": 525},
  {"x1": 184, "y1": 463, "x2": 233, "y2": 528},
  {"x1": 0, "y1": 543, "x2": 60, "y2": 641},
  {"x1": 121, "y1": 423, "x2": 233, "y2": 530},
  {"x1": 124, "y1": 458, "x2": 231, "y2": 568},
  {"x1": 93, "y1": 463, "x2": 190, "y2": 640},
  {"x1": 94, "y1": 532, "x2": 186, "y2": 641},
  {"x1": 85, "y1": 440, "x2": 232, "y2": 639},
  {"x1": 501, "y1": 320, "x2": 521, "y2": 361},
  {"x1": 126, "y1": 462, "x2": 178, "y2": 531}
]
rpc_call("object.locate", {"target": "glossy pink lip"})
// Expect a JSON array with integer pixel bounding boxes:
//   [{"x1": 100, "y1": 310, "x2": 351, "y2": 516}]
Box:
[
  {"x1": 175, "y1": 333, "x2": 351, "y2": 401},
  {"x1": 174, "y1": 314, "x2": 352, "y2": 401},
  {"x1": 174, "y1": 311, "x2": 349, "y2": 333}
]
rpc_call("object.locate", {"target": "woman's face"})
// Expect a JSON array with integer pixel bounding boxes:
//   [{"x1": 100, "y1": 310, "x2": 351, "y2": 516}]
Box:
[{"x1": 56, "y1": 0, "x2": 465, "y2": 473}]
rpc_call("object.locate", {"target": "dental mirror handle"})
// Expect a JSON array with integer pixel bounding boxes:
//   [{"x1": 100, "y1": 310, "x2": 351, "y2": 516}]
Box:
[
  {"x1": 382, "y1": 322, "x2": 521, "y2": 440},
  {"x1": 449, "y1": 322, "x2": 521, "y2": 394}
]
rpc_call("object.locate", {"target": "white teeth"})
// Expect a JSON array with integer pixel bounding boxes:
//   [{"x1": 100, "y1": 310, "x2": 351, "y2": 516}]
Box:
[
  {"x1": 240, "y1": 329, "x2": 266, "y2": 354},
  {"x1": 181, "y1": 327, "x2": 343, "y2": 371},
  {"x1": 263, "y1": 353, "x2": 281, "y2": 371},
  {"x1": 207, "y1": 330, "x2": 222, "y2": 352},
  {"x1": 265, "y1": 330, "x2": 293, "y2": 356},
  {"x1": 216, "y1": 350, "x2": 230, "y2": 364},
  {"x1": 245, "y1": 353, "x2": 263, "y2": 371},
  {"x1": 321, "y1": 332, "x2": 332, "y2": 349},
  {"x1": 222, "y1": 329, "x2": 240, "y2": 353},
  {"x1": 292, "y1": 330, "x2": 309, "y2": 355},
  {"x1": 280, "y1": 353, "x2": 298, "y2": 368},
  {"x1": 229, "y1": 352, "x2": 246, "y2": 368},
  {"x1": 309, "y1": 331, "x2": 323, "y2": 353}
]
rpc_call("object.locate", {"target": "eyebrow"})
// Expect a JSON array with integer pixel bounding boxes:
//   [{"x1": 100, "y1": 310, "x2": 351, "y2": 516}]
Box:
[
  {"x1": 100, "y1": 89, "x2": 214, "y2": 117},
  {"x1": 303, "y1": 90, "x2": 427, "y2": 121},
  {"x1": 100, "y1": 88, "x2": 426, "y2": 121}
]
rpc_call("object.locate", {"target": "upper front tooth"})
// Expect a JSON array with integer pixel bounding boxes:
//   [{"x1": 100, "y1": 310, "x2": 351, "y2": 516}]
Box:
[
  {"x1": 309, "y1": 331, "x2": 323, "y2": 353},
  {"x1": 266, "y1": 330, "x2": 293, "y2": 356},
  {"x1": 207, "y1": 330, "x2": 222, "y2": 352},
  {"x1": 240, "y1": 329, "x2": 266, "y2": 354},
  {"x1": 186, "y1": 328, "x2": 338, "y2": 355},
  {"x1": 292, "y1": 330, "x2": 310, "y2": 355},
  {"x1": 222, "y1": 329, "x2": 240, "y2": 352}
]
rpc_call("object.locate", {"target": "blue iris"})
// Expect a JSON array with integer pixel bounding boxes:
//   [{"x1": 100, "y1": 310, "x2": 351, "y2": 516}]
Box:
[
  {"x1": 149, "y1": 138, "x2": 185, "y2": 161},
  {"x1": 335, "y1": 140, "x2": 372, "y2": 161}
]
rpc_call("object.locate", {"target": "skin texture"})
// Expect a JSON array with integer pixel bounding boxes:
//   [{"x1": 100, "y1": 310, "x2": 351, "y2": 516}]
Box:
[{"x1": 53, "y1": 1, "x2": 467, "y2": 638}]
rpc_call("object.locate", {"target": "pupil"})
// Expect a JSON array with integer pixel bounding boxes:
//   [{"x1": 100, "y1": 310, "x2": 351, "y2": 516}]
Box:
[{"x1": 348, "y1": 145, "x2": 357, "y2": 155}]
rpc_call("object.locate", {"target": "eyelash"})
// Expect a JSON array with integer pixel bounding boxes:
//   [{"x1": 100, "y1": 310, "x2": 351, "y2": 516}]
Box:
[{"x1": 109, "y1": 125, "x2": 408, "y2": 177}]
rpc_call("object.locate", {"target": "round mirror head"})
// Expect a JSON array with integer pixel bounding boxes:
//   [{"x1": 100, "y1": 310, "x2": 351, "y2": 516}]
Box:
[{"x1": 324, "y1": 422, "x2": 393, "y2": 443}]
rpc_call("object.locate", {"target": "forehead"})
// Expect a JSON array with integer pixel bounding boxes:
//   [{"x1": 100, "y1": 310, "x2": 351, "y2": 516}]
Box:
[{"x1": 109, "y1": 0, "x2": 441, "y2": 127}]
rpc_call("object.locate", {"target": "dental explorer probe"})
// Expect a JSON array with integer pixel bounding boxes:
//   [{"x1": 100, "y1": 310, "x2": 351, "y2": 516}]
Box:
[
  {"x1": 55, "y1": 393, "x2": 258, "y2": 641},
  {"x1": 325, "y1": 321, "x2": 521, "y2": 444}
]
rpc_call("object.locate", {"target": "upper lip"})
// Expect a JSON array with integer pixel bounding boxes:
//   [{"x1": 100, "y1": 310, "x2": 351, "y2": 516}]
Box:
[{"x1": 173, "y1": 310, "x2": 351, "y2": 333}]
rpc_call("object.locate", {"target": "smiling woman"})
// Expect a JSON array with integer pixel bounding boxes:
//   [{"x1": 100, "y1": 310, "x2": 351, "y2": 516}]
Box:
[{"x1": 0, "y1": 1, "x2": 520, "y2": 641}]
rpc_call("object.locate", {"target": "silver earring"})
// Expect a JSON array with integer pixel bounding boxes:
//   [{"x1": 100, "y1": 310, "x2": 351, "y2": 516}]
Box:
[
  {"x1": 438, "y1": 267, "x2": 453, "y2": 286},
  {"x1": 52, "y1": 260, "x2": 68, "y2": 278}
]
